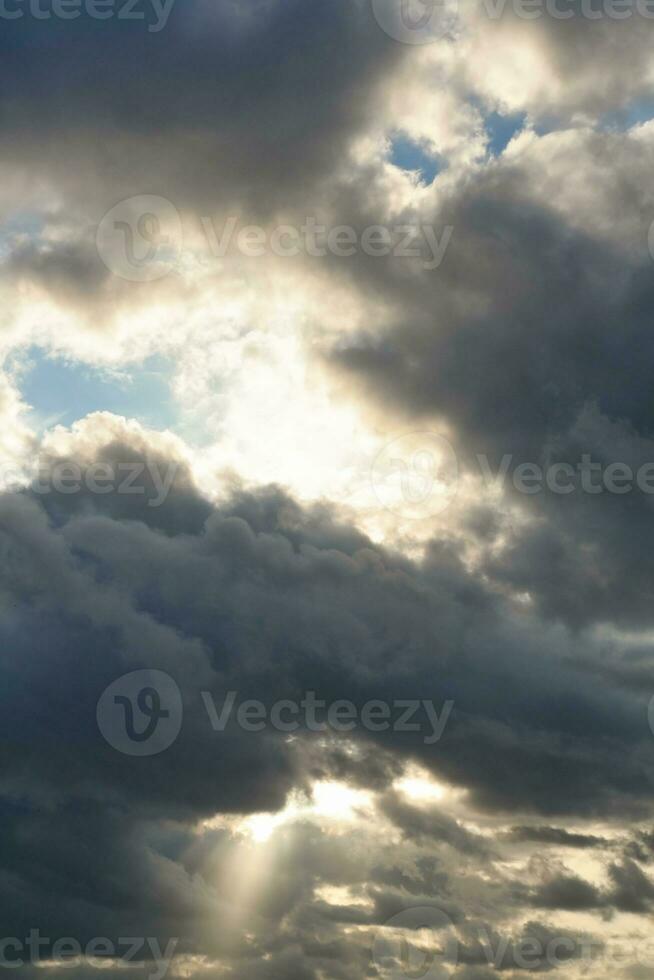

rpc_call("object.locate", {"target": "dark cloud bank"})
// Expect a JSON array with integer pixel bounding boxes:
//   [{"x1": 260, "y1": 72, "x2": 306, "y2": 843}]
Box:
[
  {"x1": 0, "y1": 443, "x2": 653, "y2": 974},
  {"x1": 2, "y1": 0, "x2": 654, "y2": 977}
]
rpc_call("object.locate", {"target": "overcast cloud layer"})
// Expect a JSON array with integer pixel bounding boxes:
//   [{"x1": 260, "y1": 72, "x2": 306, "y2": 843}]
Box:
[{"x1": 1, "y1": 1, "x2": 654, "y2": 979}]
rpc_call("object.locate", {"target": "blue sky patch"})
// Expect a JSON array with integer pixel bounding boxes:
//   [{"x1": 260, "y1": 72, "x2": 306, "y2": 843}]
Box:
[
  {"x1": 15, "y1": 349, "x2": 177, "y2": 434},
  {"x1": 601, "y1": 100, "x2": 654, "y2": 132},
  {"x1": 389, "y1": 135, "x2": 442, "y2": 184},
  {"x1": 485, "y1": 111, "x2": 527, "y2": 156},
  {"x1": 0, "y1": 212, "x2": 45, "y2": 260}
]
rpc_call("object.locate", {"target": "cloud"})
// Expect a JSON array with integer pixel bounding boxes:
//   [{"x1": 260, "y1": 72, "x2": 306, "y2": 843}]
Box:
[
  {"x1": 0, "y1": 422, "x2": 652, "y2": 974},
  {"x1": 4, "y1": 2, "x2": 654, "y2": 976},
  {"x1": 509, "y1": 825, "x2": 610, "y2": 848}
]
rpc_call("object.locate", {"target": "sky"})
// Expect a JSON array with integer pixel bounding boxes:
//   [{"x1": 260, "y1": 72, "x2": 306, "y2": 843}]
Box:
[{"x1": 1, "y1": 1, "x2": 654, "y2": 978}]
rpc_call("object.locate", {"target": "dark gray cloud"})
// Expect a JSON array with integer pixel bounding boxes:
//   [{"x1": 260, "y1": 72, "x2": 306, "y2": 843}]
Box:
[
  {"x1": 3, "y1": 1, "x2": 654, "y2": 976},
  {"x1": 326, "y1": 131, "x2": 654, "y2": 630},
  {"x1": 531, "y1": 873, "x2": 604, "y2": 911},
  {"x1": 0, "y1": 433, "x2": 652, "y2": 973},
  {"x1": 508, "y1": 826, "x2": 610, "y2": 848},
  {"x1": 608, "y1": 859, "x2": 654, "y2": 913},
  {"x1": 0, "y1": 0, "x2": 404, "y2": 220},
  {"x1": 457, "y1": 919, "x2": 596, "y2": 973},
  {"x1": 379, "y1": 791, "x2": 492, "y2": 855},
  {"x1": 624, "y1": 828, "x2": 654, "y2": 863}
]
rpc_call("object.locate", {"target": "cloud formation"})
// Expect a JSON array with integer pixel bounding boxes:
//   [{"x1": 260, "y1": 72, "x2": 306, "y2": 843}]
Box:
[{"x1": 2, "y1": 1, "x2": 654, "y2": 977}]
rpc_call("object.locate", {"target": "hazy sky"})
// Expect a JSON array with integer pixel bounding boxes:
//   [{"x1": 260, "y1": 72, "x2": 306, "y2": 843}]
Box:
[{"x1": 1, "y1": 1, "x2": 654, "y2": 978}]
